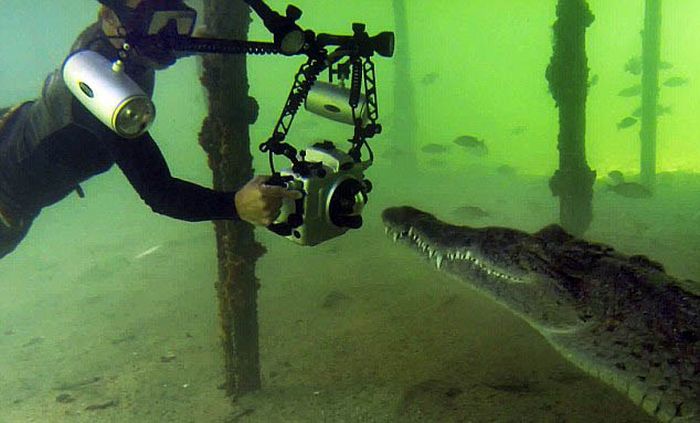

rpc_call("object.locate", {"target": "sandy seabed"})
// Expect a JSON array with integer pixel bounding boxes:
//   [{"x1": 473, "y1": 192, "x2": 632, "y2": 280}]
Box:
[{"x1": 2, "y1": 164, "x2": 697, "y2": 423}]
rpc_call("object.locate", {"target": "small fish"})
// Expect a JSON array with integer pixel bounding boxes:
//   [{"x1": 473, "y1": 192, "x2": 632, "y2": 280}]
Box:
[
  {"x1": 452, "y1": 135, "x2": 488, "y2": 156},
  {"x1": 630, "y1": 218, "x2": 651, "y2": 233},
  {"x1": 84, "y1": 400, "x2": 119, "y2": 411},
  {"x1": 160, "y1": 352, "x2": 177, "y2": 363},
  {"x1": 55, "y1": 394, "x2": 76, "y2": 404},
  {"x1": 452, "y1": 206, "x2": 491, "y2": 219},
  {"x1": 618, "y1": 84, "x2": 642, "y2": 97},
  {"x1": 607, "y1": 182, "x2": 652, "y2": 199},
  {"x1": 587, "y1": 74, "x2": 599, "y2": 87},
  {"x1": 134, "y1": 245, "x2": 162, "y2": 260},
  {"x1": 663, "y1": 76, "x2": 689, "y2": 87},
  {"x1": 496, "y1": 164, "x2": 517, "y2": 177},
  {"x1": 321, "y1": 290, "x2": 350, "y2": 308},
  {"x1": 420, "y1": 143, "x2": 448, "y2": 154},
  {"x1": 625, "y1": 57, "x2": 673, "y2": 74},
  {"x1": 658, "y1": 105, "x2": 673, "y2": 116},
  {"x1": 632, "y1": 104, "x2": 671, "y2": 118},
  {"x1": 607, "y1": 170, "x2": 624, "y2": 184},
  {"x1": 453, "y1": 135, "x2": 480, "y2": 146},
  {"x1": 22, "y1": 336, "x2": 45, "y2": 348},
  {"x1": 426, "y1": 159, "x2": 447, "y2": 168},
  {"x1": 624, "y1": 56, "x2": 642, "y2": 76},
  {"x1": 420, "y1": 72, "x2": 439, "y2": 86},
  {"x1": 617, "y1": 117, "x2": 638, "y2": 130},
  {"x1": 379, "y1": 146, "x2": 407, "y2": 158},
  {"x1": 54, "y1": 376, "x2": 101, "y2": 391},
  {"x1": 511, "y1": 126, "x2": 527, "y2": 136}
]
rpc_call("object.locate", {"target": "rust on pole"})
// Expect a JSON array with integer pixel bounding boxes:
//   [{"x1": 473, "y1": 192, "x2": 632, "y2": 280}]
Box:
[
  {"x1": 199, "y1": 0, "x2": 264, "y2": 396},
  {"x1": 546, "y1": 0, "x2": 596, "y2": 237}
]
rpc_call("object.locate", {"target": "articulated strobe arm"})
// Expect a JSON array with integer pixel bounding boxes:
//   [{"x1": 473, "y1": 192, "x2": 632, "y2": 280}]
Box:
[{"x1": 242, "y1": 0, "x2": 307, "y2": 55}]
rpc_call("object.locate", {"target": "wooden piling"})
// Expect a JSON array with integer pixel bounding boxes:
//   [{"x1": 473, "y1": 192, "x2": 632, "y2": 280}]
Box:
[
  {"x1": 392, "y1": 0, "x2": 418, "y2": 171},
  {"x1": 199, "y1": 0, "x2": 264, "y2": 396},
  {"x1": 640, "y1": 0, "x2": 662, "y2": 188},
  {"x1": 546, "y1": 0, "x2": 596, "y2": 236}
]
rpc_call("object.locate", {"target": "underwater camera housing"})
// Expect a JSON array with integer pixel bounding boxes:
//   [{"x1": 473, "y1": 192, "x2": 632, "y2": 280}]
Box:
[
  {"x1": 261, "y1": 22, "x2": 391, "y2": 246},
  {"x1": 270, "y1": 141, "x2": 372, "y2": 246}
]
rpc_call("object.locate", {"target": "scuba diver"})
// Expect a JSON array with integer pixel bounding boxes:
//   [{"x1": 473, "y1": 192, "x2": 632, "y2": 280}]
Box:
[{"x1": 0, "y1": 0, "x2": 301, "y2": 260}]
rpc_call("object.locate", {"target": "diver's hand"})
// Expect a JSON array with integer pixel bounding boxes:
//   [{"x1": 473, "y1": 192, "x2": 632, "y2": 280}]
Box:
[{"x1": 234, "y1": 176, "x2": 302, "y2": 226}]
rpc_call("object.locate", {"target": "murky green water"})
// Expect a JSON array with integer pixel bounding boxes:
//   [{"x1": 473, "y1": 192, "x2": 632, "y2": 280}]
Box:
[{"x1": 1, "y1": 1, "x2": 697, "y2": 421}]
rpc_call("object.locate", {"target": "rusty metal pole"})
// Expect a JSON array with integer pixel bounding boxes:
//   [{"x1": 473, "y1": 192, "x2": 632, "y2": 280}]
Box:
[
  {"x1": 546, "y1": 0, "x2": 596, "y2": 237},
  {"x1": 199, "y1": 0, "x2": 264, "y2": 396}
]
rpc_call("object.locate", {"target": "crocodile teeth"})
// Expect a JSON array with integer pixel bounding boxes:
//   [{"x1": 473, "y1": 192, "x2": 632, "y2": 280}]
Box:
[
  {"x1": 436, "y1": 255, "x2": 444, "y2": 269},
  {"x1": 393, "y1": 232, "x2": 399, "y2": 242}
]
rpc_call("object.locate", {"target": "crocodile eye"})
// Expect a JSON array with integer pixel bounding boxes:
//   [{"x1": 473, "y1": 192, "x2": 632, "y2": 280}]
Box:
[{"x1": 518, "y1": 257, "x2": 536, "y2": 271}]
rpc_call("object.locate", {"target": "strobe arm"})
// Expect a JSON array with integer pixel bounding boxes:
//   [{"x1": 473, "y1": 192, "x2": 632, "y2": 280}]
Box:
[
  {"x1": 317, "y1": 24, "x2": 395, "y2": 59},
  {"x1": 101, "y1": 0, "x2": 310, "y2": 57},
  {"x1": 242, "y1": 0, "x2": 307, "y2": 55},
  {"x1": 166, "y1": 35, "x2": 279, "y2": 56}
]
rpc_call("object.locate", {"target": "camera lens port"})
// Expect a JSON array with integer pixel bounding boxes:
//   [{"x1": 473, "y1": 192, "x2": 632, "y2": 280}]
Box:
[{"x1": 328, "y1": 179, "x2": 367, "y2": 229}]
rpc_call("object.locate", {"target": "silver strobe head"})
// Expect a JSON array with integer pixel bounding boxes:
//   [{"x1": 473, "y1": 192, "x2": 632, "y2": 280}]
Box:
[
  {"x1": 63, "y1": 50, "x2": 156, "y2": 138},
  {"x1": 305, "y1": 81, "x2": 369, "y2": 126}
]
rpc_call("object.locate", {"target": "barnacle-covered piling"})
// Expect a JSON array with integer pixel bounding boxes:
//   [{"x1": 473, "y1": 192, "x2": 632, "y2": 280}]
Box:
[
  {"x1": 546, "y1": 0, "x2": 596, "y2": 236},
  {"x1": 199, "y1": 0, "x2": 263, "y2": 396}
]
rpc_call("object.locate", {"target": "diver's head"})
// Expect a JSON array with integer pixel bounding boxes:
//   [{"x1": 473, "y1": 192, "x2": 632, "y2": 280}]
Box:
[
  {"x1": 99, "y1": 0, "x2": 140, "y2": 45},
  {"x1": 99, "y1": 0, "x2": 196, "y2": 70}
]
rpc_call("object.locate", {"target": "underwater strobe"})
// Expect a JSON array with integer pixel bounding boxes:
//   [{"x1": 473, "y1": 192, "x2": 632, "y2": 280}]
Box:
[{"x1": 63, "y1": 51, "x2": 155, "y2": 138}]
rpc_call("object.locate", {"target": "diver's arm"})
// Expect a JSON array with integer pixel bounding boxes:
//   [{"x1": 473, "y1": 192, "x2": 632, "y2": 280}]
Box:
[{"x1": 113, "y1": 132, "x2": 240, "y2": 222}]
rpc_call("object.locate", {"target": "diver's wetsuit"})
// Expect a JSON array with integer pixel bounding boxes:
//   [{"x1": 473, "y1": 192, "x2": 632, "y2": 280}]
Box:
[{"x1": 0, "y1": 23, "x2": 239, "y2": 259}]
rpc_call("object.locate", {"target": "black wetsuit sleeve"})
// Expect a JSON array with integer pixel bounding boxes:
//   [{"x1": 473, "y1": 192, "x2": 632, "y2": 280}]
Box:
[{"x1": 113, "y1": 132, "x2": 240, "y2": 222}]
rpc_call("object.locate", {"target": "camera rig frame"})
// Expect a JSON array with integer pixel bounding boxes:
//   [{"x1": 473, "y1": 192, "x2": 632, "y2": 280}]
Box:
[{"x1": 103, "y1": 0, "x2": 394, "y2": 180}]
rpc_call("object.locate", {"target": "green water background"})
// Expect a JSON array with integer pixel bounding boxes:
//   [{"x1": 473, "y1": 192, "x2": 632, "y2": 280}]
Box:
[
  {"x1": 0, "y1": 1, "x2": 698, "y2": 422},
  {"x1": 2, "y1": 1, "x2": 698, "y2": 180}
]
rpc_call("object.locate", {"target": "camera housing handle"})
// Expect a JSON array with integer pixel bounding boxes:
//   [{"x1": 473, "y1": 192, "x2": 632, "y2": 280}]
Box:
[{"x1": 264, "y1": 173, "x2": 303, "y2": 236}]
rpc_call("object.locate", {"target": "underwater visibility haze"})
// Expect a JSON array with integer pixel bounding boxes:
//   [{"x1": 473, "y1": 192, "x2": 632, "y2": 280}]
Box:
[{"x1": 0, "y1": 0, "x2": 698, "y2": 422}]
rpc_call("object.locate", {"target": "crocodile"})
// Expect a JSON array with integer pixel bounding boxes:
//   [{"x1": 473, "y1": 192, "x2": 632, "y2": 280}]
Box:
[{"x1": 382, "y1": 206, "x2": 699, "y2": 422}]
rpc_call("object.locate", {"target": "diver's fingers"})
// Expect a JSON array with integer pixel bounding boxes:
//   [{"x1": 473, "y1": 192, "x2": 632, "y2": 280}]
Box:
[
  {"x1": 251, "y1": 175, "x2": 270, "y2": 186},
  {"x1": 259, "y1": 185, "x2": 302, "y2": 200},
  {"x1": 264, "y1": 197, "x2": 283, "y2": 211}
]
